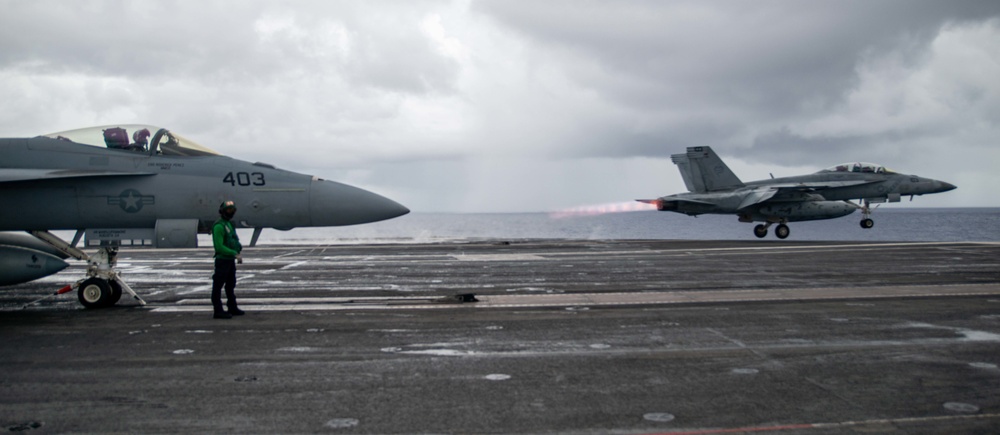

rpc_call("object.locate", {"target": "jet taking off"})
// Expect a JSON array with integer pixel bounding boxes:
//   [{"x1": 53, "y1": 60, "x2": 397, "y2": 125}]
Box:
[
  {"x1": 638, "y1": 146, "x2": 955, "y2": 239},
  {"x1": 0, "y1": 124, "x2": 409, "y2": 307}
]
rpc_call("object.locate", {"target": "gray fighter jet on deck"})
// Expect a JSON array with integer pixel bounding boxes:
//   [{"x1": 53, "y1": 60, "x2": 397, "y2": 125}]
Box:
[
  {"x1": 637, "y1": 146, "x2": 955, "y2": 239},
  {"x1": 0, "y1": 124, "x2": 409, "y2": 307}
]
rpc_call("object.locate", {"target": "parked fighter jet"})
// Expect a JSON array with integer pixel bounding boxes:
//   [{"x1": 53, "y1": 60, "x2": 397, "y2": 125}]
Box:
[
  {"x1": 637, "y1": 146, "x2": 955, "y2": 239},
  {"x1": 0, "y1": 124, "x2": 409, "y2": 307}
]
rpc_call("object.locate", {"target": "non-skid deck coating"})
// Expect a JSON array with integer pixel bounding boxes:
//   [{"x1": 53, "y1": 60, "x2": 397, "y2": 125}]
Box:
[{"x1": 2, "y1": 240, "x2": 1000, "y2": 434}]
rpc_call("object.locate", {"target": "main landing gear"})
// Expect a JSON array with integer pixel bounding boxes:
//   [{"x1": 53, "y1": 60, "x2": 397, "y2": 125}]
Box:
[
  {"x1": 753, "y1": 222, "x2": 790, "y2": 239},
  {"x1": 28, "y1": 231, "x2": 146, "y2": 309}
]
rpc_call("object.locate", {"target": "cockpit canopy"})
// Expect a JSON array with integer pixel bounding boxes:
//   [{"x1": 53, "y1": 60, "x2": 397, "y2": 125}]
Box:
[
  {"x1": 42, "y1": 124, "x2": 221, "y2": 157},
  {"x1": 818, "y1": 162, "x2": 895, "y2": 175}
]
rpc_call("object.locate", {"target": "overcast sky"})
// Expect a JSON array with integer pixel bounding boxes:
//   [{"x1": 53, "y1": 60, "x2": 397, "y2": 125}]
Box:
[{"x1": 1, "y1": 1, "x2": 997, "y2": 212}]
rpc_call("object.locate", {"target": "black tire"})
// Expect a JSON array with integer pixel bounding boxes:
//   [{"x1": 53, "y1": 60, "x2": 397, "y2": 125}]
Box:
[
  {"x1": 860, "y1": 218, "x2": 874, "y2": 229},
  {"x1": 108, "y1": 280, "x2": 123, "y2": 306},
  {"x1": 78, "y1": 278, "x2": 112, "y2": 309},
  {"x1": 775, "y1": 224, "x2": 790, "y2": 239},
  {"x1": 753, "y1": 225, "x2": 768, "y2": 238}
]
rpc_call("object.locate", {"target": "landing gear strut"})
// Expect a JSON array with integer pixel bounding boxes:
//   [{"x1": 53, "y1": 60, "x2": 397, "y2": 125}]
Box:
[
  {"x1": 28, "y1": 231, "x2": 145, "y2": 309},
  {"x1": 855, "y1": 199, "x2": 876, "y2": 229},
  {"x1": 752, "y1": 222, "x2": 790, "y2": 239}
]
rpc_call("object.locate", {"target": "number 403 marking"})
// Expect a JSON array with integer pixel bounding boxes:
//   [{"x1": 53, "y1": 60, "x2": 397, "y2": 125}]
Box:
[{"x1": 223, "y1": 172, "x2": 266, "y2": 186}]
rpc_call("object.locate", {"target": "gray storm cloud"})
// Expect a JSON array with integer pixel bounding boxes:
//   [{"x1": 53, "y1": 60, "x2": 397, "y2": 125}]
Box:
[{"x1": 0, "y1": 0, "x2": 996, "y2": 211}]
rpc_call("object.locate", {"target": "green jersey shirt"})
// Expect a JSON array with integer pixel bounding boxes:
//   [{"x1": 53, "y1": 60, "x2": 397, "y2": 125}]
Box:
[{"x1": 212, "y1": 219, "x2": 242, "y2": 259}]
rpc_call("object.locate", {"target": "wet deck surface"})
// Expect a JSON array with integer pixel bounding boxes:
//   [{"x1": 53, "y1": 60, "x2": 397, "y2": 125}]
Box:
[{"x1": 2, "y1": 240, "x2": 1000, "y2": 433}]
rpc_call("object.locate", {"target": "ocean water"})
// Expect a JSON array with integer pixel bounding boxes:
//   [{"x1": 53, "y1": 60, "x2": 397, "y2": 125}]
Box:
[{"x1": 244, "y1": 208, "x2": 1000, "y2": 245}]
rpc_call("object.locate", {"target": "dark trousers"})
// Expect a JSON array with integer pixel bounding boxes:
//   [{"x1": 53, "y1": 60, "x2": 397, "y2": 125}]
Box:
[{"x1": 212, "y1": 258, "x2": 238, "y2": 312}]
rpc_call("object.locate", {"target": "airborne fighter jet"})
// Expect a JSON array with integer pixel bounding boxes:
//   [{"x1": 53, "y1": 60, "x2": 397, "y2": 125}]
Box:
[
  {"x1": 638, "y1": 146, "x2": 956, "y2": 239},
  {"x1": 0, "y1": 124, "x2": 409, "y2": 307}
]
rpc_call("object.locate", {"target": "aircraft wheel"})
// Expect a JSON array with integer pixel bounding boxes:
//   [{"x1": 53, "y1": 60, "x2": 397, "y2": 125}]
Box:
[
  {"x1": 78, "y1": 278, "x2": 112, "y2": 309},
  {"x1": 860, "y1": 218, "x2": 874, "y2": 229},
  {"x1": 108, "y1": 280, "x2": 123, "y2": 306},
  {"x1": 775, "y1": 224, "x2": 790, "y2": 239},
  {"x1": 753, "y1": 225, "x2": 768, "y2": 238}
]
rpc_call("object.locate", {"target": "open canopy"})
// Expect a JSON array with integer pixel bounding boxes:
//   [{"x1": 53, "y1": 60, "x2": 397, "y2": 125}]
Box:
[
  {"x1": 818, "y1": 162, "x2": 896, "y2": 174},
  {"x1": 43, "y1": 124, "x2": 221, "y2": 157}
]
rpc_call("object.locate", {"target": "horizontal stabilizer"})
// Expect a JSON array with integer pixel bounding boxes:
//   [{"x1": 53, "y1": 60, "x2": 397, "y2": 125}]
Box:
[{"x1": 0, "y1": 168, "x2": 155, "y2": 183}]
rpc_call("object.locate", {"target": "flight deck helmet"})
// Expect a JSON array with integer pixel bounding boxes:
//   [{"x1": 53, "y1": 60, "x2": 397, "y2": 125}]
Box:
[{"x1": 219, "y1": 200, "x2": 237, "y2": 219}]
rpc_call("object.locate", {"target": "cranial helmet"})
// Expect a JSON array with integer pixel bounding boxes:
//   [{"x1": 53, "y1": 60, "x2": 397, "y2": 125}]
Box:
[{"x1": 219, "y1": 200, "x2": 237, "y2": 215}]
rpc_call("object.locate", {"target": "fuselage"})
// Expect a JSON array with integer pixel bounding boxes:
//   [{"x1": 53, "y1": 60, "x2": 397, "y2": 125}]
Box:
[
  {"x1": 654, "y1": 165, "x2": 955, "y2": 223},
  {"x1": 642, "y1": 147, "x2": 956, "y2": 238},
  {"x1": 0, "y1": 135, "x2": 409, "y2": 233},
  {"x1": 746, "y1": 171, "x2": 956, "y2": 202},
  {"x1": 657, "y1": 189, "x2": 858, "y2": 222}
]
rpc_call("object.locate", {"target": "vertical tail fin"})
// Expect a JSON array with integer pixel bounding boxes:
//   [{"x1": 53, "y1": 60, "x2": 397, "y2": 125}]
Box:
[{"x1": 670, "y1": 146, "x2": 744, "y2": 193}]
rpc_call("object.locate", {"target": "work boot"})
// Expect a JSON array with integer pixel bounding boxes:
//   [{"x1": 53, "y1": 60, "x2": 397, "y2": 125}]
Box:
[
  {"x1": 214, "y1": 311, "x2": 232, "y2": 319},
  {"x1": 229, "y1": 307, "x2": 245, "y2": 316}
]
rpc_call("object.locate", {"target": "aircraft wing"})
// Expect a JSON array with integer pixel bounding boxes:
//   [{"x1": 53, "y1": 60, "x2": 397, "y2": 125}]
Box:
[
  {"x1": 736, "y1": 188, "x2": 779, "y2": 210},
  {"x1": 734, "y1": 179, "x2": 881, "y2": 210},
  {"x1": 769, "y1": 180, "x2": 879, "y2": 191},
  {"x1": 0, "y1": 168, "x2": 156, "y2": 183}
]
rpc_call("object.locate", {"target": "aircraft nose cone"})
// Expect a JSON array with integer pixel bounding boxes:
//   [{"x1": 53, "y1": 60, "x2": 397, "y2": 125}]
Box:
[
  {"x1": 309, "y1": 179, "x2": 409, "y2": 226},
  {"x1": 938, "y1": 181, "x2": 957, "y2": 192}
]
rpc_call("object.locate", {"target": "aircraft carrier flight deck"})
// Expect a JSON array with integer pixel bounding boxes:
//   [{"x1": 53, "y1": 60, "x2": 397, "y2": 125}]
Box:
[{"x1": 2, "y1": 239, "x2": 1000, "y2": 434}]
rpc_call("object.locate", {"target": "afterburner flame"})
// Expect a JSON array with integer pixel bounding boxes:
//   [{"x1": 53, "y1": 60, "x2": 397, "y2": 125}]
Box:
[{"x1": 549, "y1": 201, "x2": 656, "y2": 219}]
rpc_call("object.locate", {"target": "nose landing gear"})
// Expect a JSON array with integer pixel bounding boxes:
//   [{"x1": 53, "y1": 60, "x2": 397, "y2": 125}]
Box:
[
  {"x1": 28, "y1": 230, "x2": 146, "y2": 309},
  {"x1": 752, "y1": 221, "x2": 790, "y2": 239},
  {"x1": 853, "y1": 199, "x2": 877, "y2": 229},
  {"x1": 77, "y1": 276, "x2": 125, "y2": 309}
]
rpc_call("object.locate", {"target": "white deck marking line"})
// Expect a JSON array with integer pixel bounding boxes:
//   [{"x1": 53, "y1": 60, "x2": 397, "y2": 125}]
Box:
[
  {"x1": 278, "y1": 261, "x2": 309, "y2": 270},
  {"x1": 149, "y1": 283, "x2": 1000, "y2": 313},
  {"x1": 452, "y1": 254, "x2": 548, "y2": 261},
  {"x1": 173, "y1": 296, "x2": 442, "y2": 305}
]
